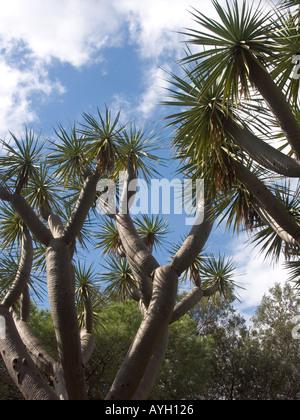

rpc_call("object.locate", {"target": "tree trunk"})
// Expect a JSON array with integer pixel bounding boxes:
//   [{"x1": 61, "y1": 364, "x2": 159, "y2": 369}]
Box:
[
  {"x1": 105, "y1": 265, "x2": 178, "y2": 400},
  {"x1": 133, "y1": 328, "x2": 169, "y2": 400},
  {"x1": 0, "y1": 305, "x2": 58, "y2": 400},
  {"x1": 46, "y1": 238, "x2": 87, "y2": 400}
]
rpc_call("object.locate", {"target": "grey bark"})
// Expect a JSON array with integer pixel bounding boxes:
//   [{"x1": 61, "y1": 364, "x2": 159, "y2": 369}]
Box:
[
  {"x1": 231, "y1": 158, "x2": 300, "y2": 246},
  {"x1": 225, "y1": 118, "x2": 300, "y2": 177},
  {"x1": 20, "y1": 285, "x2": 31, "y2": 322},
  {"x1": 115, "y1": 212, "x2": 157, "y2": 306},
  {"x1": 247, "y1": 55, "x2": 300, "y2": 158},
  {"x1": 2, "y1": 226, "x2": 33, "y2": 308},
  {"x1": 10, "y1": 193, "x2": 52, "y2": 246},
  {"x1": 133, "y1": 328, "x2": 169, "y2": 400},
  {"x1": 171, "y1": 199, "x2": 214, "y2": 276},
  {"x1": 0, "y1": 305, "x2": 58, "y2": 400},
  {"x1": 46, "y1": 238, "x2": 87, "y2": 400},
  {"x1": 14, "y1": 316, "x2": 56, "y2": 380},
  {"x1": 63, "y1": 173, "x2": 100, "y2": 244},
  {"x1": 105, "y1": 265, "x2": 178, "y2": 400}
]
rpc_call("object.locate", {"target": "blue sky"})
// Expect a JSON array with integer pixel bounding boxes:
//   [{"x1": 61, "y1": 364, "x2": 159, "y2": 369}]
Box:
[{"x1": 0, "y1": 0, "x2": 289, "y2": 322}]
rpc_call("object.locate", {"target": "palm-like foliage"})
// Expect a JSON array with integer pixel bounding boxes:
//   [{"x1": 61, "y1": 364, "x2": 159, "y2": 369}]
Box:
[
  {"x1": 164, "y1": 67, "x2": 238, "y2": 194},
  {"x1": 200, "y1": 254, "x2": 240, "y2": 300},
  {"x1": 183, "y1": 0, "x2": 276, "y2": 103},
  {"x1": 270, "y1": 9, "x2": 300, "y2": 105},
  {"x1": 114, "y1": 123, "x2": 162, "y2": 181},
  {"x1": 0, "y1": 205, "x2": 24, "y2": 250},
  {"x1": 100, "y1": 258, "x2": 136, "y2": 302},
  {"x1": 50, "y1": 123, "x2": 90, "y2": 187},
  {"x1": 75, "y1": 262, "x2": 104, "y2": 330},
  {"x1": 0, "y1": 129, "x2": 45, "y2": 192},
  {"x1": 94, "y1": 219, "x2": 121, "y2": 258},
  {"x1": 135, "y1": 215, "x2": 169, "y2": 252},
  {"x1": 25, "y1": 164, "x2": 63, "y2": 220},
  {"x1": 80, "y1": 107, "x2": 122, "y2": 175}
]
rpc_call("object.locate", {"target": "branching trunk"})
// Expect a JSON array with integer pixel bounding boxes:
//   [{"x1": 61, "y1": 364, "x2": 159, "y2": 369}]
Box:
[
  {"x1": 105, "y1": 265, "x2": 178, "y2": 400},
  {"x1": 46, "y1": 238, "x2": 87, "y2": 400}
]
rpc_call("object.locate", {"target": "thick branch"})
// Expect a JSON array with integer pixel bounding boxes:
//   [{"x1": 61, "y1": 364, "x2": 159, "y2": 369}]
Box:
[
  {"x1": 225, "y1": 118, "x2": 300, "y2": 177},
  {"x1": 14, "y1": 316, "x2": 56, "y2": 380},
  {"x1": 232, "y1": 158, "x2": 300, "y2": 246},
  {"x1": 133, "y1": 328, "x2": 169, "y2": 400},
  {"x1": 63, "y1": 173, "x2": 100, "y2": 244},
  {"x1": 2, "y1": 226, "x2": 33, "y2": 309},
  {"x1": 105, "y1": 265, "x2": 178, "y2": 400},
  {"x1": 247, "y1": 55, "x2": 300, "y2": 158},
  {"x1": 115, "y1": 212, "x2": 157, "y2": 306},
  {"x1": 10, "y1": 193, "x2": 52, "y2": 246},
  {"x1": 0, "y1": 305, "x2": 58, "y2": 400},
  {"x1": 252, "y1": 199, "x2": 297, "y2": 246},
  {"x1": 80, "y1": 332, "x2": 95, "y2": 365},
  {"x1": 80, "y1": 288, "x2": 95, "y2": 365},
  {"x1": 20, "y1": 285, "x2": 31, "y2": 322},
  {"x1": 170, "y1": 287, "x2": 204, "y2": 324},
  {"x1": 171, "y1": 199, "x2": 214, "y2": 276}
]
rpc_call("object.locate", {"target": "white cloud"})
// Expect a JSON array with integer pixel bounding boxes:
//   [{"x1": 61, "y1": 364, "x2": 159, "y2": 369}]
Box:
[
  {"x1": 0, "y1": 0, "x2": 124, "y2": 67},
  {"x1": 117, "y1": 0, "x2": 222, "y2": 60},
  {"x1": 0, "y1": 0, "x2": 273, "y2": 134},
  {"x1": 136, "y1": 66, "x2": 171, "y2": 119},
  {"x1": 0, "y1": 55, "x2": 65, "y2": 136}
]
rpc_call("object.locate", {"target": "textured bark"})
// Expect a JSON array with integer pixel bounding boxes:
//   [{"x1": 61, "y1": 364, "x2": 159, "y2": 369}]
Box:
[
  {"x1": 133, "y1": 328, "x2": 169, "y2": 400},
  {"x1": 105, "y1": 265, "x2": 178, "y2": 400},
  {"x1": 0, "y1": 305, "x2": 58, "y2": 400},
  {"x1": 20, "y1": 285, "x2": 31, "y2": 322},
  {"x1": 247, "y1": 55, "x2": 300, "y2": 158},
  {"x1": 225, "y1": 118, "x2": 300, "y2": 177},
  {"x1": 80, "y1": 332, "x2": 95, "y2": 365},
  {"x1": 46, "y1": 238, "x2": 87, "y2": 400},
  {"x1": 15, "y1": 317, "x2": 56, "y2": 379},
  {"x1": 253, "y1": 200, "x2": 297, "y2": 246}
]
